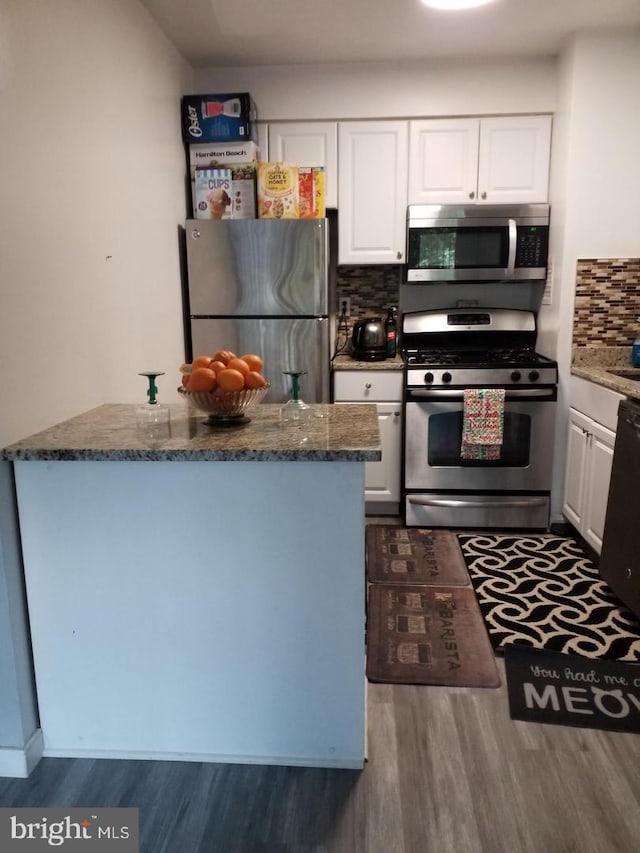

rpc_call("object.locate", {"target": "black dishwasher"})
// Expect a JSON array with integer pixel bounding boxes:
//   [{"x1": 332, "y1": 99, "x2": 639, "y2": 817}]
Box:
[{"x1": 599, "y1": 398, "x2": 640, "y2": 617}]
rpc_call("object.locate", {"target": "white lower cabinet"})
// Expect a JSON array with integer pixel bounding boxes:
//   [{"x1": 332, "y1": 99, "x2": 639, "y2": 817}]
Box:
[
  {"x1": 563, "y1": 407, "x2": 616, "y2": 554},
  {"x1": 333, "y1": 371, "x2": 403, "y2": 513}
]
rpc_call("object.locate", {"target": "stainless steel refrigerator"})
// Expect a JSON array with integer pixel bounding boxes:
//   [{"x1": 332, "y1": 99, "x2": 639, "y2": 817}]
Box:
[{"x1": 185, "y1": 218, "x2": 331, "y2": 404}]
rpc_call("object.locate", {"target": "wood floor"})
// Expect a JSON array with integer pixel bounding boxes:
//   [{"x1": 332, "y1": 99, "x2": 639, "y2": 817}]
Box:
[
  {"x1": 3, "y1": 671, "x2": 640, "y2": 852},
  {"x1": 2, "y1": 523, "x2": 640, "y2": 852}
]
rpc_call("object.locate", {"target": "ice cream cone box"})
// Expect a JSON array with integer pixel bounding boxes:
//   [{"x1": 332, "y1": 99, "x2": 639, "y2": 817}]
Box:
[
  {"x1": 182, "y1": 93, "x2": 258, "y2": 144},
  {"x1": 189, "y1": 142, "x2": 258, "y2": 219},
  {"x1": 298, "y1": 166, "x2": 325, "y2": 219},
  {"x1": 257, "y1": 162, "x2": 299, "y2": 219},
  {"x1": 194, "y1": 168, "x2": 234, "y2": 220}
]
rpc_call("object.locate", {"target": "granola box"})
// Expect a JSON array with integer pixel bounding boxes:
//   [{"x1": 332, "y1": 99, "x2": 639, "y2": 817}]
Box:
[
  {"x1": 298, "y1": 166, "x2": 325, "y2": 219},
  {"x1": 194, "y1": 168, "x2": 234, "y2": 220},
  {"x1": 257, "y1": 162, "x2": 299, "y2": 219}
]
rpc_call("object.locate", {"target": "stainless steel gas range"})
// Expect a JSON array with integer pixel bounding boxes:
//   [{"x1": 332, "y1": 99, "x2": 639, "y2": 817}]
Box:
[{"x1": 402, "y1": 308, "x2": 558, "y2": 530}]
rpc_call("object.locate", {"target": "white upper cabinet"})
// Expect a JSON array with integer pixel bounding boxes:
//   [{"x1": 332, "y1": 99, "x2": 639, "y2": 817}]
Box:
[
  {"x1": 256, "y1": 121, "x2": 269, "y2": 161},
  {"x1": 267, "y1": 121, "x2": 338, "y2": 208},
  {"x1": 338, "y1": 121, "x2": 408, "y2": 265},
  {"x1": 408, "y1": 115, "x2": 551, "y2": 205},
  {"x1": 477, "y1": 115, "x2": 552, "y2": 204},
  {"x1": 408, "y1": 119, "x2": 480, "y2": 204}
]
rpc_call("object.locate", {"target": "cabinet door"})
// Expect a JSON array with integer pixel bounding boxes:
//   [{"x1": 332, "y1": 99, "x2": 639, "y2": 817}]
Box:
[
  {"x1": 268, "y1": 121, "x2": 338, "y2": 208},
  {"x1": 408, "y1": 119, "x2": 480, "y2": 204},
  {"x1": 562, "y1": 409, "x2": 590, "y2": 531},
  {"x1": 477, "y1": 115, "x2": 551, "y2": 204},
  {"x1": 582, "y1": 419, "x2": 616, "y2": 554},
  {"x1": 338, "y1": 121, "x2": 408, "y2": 265},
  {"x1": 256, "y1": 122, "x2": 269, "y2": 161},
  {"x1": 365, "y1": 403, "x2": 402, "y2": 505}
]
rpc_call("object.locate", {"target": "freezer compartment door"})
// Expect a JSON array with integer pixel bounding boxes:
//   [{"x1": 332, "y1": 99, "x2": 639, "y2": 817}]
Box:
[
  {"x1": 186, "y1": 219, "x2": 328, "y2": 316},
  {"x1": 190, "y1": 318, "x2": 330, "y2": 404}
]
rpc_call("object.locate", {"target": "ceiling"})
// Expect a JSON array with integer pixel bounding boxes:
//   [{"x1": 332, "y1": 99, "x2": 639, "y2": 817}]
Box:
[{"x1": 140, "y1": 0, "x2": 640, "y2": 68}]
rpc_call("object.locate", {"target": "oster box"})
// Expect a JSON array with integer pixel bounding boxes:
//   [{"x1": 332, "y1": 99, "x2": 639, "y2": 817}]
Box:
[{"x1": 181, "y1": 93, "x2": 258, "y2": 143}]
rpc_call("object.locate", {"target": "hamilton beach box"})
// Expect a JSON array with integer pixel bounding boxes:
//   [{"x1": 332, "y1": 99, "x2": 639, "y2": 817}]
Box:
[
  {"x1": 189, "y1": 142, "x2": 258, "y2": 219},
  {"x1": 181, "y1": 93, "x2": 258, "y2": 143}
]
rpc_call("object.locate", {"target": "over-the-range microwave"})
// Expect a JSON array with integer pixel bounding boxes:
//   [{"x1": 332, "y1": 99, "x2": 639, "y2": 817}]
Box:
[{"x1": 406, "y1": 203, "x2": 550, "y2": 283}]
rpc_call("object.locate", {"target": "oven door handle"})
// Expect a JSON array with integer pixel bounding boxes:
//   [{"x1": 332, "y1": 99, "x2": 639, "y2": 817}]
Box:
[
  {"x1": 408, "y1": 497, "x2": 549, "y2": 509},
  {"x1": 406, "y1": 388, "x2": 556, "y2": 400},
  {"x1": 507, "y1": 218, "x2": 518, "y2": 278}
]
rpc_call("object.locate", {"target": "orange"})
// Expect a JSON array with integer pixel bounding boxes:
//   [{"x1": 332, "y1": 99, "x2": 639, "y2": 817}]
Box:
[
  {"x1": 187, "y1": 367, "x2": 217, "y2": 392},
  {"x1": 216, "y1": 368, "x2": 245, "y2": 392},
  {"x1": 226, "y1": 357, "x2": 250, "y2": 376},
  {"x1": 245, "y1": 371, "x2": 267, "y2": 389},
  {"x1": 241, "y1": 354, "x2": 264, "y2": 373},
  {"x1": 209, "y1": 360, "x2": 226, "y2": 375},
  {"x1": 192, "y1": 355, "x2": 213, "y2": 370},
  {"x1": 212, "y1": 350, "x2": 236, "y2": 365}
]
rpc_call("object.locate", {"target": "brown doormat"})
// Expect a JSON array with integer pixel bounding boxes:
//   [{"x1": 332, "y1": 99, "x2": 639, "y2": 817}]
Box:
[
  {"x1": 366, "y1": 525, "x2": 470, "y2": 586},
  {"x1": 366, "y1": 584, "x2": 500, "y2": 687}
]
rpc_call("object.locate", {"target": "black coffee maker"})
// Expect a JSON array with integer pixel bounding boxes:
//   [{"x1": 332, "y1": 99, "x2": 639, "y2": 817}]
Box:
[{"x1": 351, "y1": 317, "x2": 387, "y2": 361}]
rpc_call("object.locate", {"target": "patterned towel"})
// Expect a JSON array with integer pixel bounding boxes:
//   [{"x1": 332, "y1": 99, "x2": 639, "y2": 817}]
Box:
[{"x1": 460, "y1": 388, "x2": 505, "y2": 460}]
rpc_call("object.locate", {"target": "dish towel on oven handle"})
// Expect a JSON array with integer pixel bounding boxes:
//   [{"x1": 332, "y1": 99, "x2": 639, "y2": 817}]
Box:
[{"x1": 460, "y1": 388, "x2": 506, "y2": 460}]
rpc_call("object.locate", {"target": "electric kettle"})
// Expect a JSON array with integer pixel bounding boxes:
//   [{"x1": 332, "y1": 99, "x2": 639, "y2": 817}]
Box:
[{"x1": 351, "y1": 317, "x2": 387, "y2": 361}]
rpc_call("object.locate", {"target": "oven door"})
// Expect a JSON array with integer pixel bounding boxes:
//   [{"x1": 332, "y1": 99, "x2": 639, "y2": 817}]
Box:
[{"x1": 404, "y1": 387, "x2": 556, "y2": 492}]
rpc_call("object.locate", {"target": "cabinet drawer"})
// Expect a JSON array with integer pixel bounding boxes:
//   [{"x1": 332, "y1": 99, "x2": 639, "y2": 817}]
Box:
[{"x1": 333, "y1": 371, "x2": 403, "y2": 402}]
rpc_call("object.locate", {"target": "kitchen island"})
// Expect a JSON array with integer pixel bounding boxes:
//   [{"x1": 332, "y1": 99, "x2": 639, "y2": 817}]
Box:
[{"x1": 2, "y1": 403, "x2": 380, "y2": 772}]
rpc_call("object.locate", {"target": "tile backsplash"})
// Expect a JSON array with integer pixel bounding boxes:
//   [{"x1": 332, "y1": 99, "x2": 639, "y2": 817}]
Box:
[
  {"x1": 336, "y1": 265, "x2": 402, "y2": 319},
  {"x1": 574, "y1": 258, "x2": 640, "y2": 346}
]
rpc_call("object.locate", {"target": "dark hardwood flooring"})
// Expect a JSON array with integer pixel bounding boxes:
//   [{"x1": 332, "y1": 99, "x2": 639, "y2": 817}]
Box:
[
  {"x1": 2, "y1": 522, "x2": 639, "y2": 852},
  {"x1": 3, "y1": 670, "x2": 640, "y2": 852}
]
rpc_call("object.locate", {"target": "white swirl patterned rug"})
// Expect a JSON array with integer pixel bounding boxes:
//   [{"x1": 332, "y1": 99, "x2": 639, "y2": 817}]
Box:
[{"x1": 457, "y1": 534, "x2": 640, "y2": 662}]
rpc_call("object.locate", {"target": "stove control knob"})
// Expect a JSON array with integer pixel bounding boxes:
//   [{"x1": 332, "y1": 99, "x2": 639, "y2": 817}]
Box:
[
  {"x1": 442, "y1": 372, "x2": 452, "y2": 384},
  {"x1": 529, "y1": 370, "x2": 540, "y2": 382},
  {"x1": 510, "y1": 370, "x2": 522, "y2": 382},
  {"x1": 424, "y1": 372, "x2": 434, "y2": 384}
]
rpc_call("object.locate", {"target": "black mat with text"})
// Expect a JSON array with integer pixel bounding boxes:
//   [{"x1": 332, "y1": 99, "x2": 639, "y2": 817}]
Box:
[{"x1": 505, "y1": 643, "x2": 640, "y2": 733}]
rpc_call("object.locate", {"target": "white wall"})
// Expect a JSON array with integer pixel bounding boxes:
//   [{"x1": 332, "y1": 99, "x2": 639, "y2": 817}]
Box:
[
  {"x1": 0, "y1": 0, "x2": 193, "y2": 449},
  {"x1": 541, "y1": 30, "x2": 640, "y2": 518},
  {"x1": 0, "y1": 0, "x2": 193, "y2": 772},
  {"x1": 195, "y1": 58, "x2": 557, "y2": 120}
]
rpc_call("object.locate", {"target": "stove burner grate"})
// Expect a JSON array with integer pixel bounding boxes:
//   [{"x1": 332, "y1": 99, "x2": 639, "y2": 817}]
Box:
[{"x1": 404, "y1": 347, "x2": 552, "y2": 368}]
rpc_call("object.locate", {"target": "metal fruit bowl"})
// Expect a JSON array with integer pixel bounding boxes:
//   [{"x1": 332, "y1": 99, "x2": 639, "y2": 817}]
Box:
[{"x1": 178, "y1": 384, "x2": 270, "y2": 422}]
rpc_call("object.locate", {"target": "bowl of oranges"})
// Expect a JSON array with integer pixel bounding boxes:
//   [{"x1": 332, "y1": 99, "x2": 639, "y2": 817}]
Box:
[{"x1": 178, "y1": 350, "x2": 270, "y2": 424}]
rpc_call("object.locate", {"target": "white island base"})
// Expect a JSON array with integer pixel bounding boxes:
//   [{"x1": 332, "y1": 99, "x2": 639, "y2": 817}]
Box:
[{"x1": 15, "y1": 459, "x2": 366, "y2": 769}]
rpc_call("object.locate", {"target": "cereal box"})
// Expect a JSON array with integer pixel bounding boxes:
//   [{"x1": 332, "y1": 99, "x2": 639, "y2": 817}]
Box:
[
  {"x1": 257, "y1": 162, "x2": 299, "y2": 219},
  {"x1": 194, "y1": 168, "x2": 234, "y2": 220},
  {"x1": 298, "y1": 166, "x2": 325, "y2": 219}
]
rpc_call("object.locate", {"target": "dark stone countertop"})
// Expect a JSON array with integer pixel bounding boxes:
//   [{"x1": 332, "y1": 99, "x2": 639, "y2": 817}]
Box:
[{"x1": 2, "y1": 403, "x2": 382, "y2": 462}]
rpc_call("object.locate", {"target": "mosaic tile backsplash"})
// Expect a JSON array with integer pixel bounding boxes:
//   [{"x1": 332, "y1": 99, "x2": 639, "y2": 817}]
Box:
[
  {"x1": 336, "y1": 265, "x2": 402, "y2": 320},
  {"x1": 574, "y1": 258, "x2": 640, "y2": 346}
]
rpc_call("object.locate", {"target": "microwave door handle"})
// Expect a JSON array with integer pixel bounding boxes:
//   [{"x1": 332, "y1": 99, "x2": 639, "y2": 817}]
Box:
[{"x1": 507, "y1": 218, "x2": 517, "y2": 277}]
